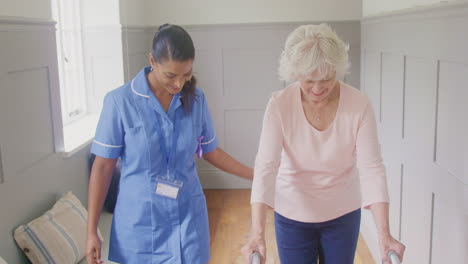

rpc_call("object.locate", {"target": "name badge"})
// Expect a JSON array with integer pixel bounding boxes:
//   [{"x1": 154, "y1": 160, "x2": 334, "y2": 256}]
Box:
[{"x1": 155, "y1": 177, "x2": 183, "y2": 199}]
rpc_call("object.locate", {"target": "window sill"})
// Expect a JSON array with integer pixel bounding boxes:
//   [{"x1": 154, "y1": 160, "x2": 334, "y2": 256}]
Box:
[{"x1": 60, "y1": 114, "x2": 99, "y2": 158}]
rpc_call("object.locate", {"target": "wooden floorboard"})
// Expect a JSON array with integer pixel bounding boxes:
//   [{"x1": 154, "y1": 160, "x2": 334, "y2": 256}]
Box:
[{"x1": 205, "y1": 189, "x2": 375, "y2": 264}]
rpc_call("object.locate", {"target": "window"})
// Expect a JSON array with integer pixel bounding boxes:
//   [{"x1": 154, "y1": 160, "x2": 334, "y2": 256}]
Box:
[
  {"x1": 52, "y1": 0, "x2": 98, "y2": 155},
  {"x1": 51, "y1": 0, "x2": 125, "y2": 155},
  {"x1": 52, "y1": 0, "x2": 87, "y2": 125}
]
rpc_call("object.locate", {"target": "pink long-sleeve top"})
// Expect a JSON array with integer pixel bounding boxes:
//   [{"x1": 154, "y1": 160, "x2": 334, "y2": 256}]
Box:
[{"x1": 251, "y1": 81, "x2": 390, "y2": 223}]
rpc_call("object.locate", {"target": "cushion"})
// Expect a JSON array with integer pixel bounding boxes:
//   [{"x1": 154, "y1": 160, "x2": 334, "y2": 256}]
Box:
[{"x1": 14, "y1": 192, "x2": 103, "y2": 264}]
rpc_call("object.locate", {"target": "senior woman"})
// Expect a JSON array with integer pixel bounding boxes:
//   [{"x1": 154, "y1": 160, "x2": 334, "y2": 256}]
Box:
[{"x1": 241, "y1": 24, "x2": 405, "y2": 264}]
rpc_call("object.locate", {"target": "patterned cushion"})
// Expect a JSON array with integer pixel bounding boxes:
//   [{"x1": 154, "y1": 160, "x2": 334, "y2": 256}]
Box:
[{"x1": 14, "y1": 192, "x2": 102, "y2": 264}]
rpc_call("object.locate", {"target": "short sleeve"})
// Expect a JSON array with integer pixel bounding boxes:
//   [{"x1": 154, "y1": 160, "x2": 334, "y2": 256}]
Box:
[
  {"x1": 199, "y1": 93, "x2": 218, "y2": 154},
  {"x1": 91, "y1": 93, "x2": 124, "y2": 159}
]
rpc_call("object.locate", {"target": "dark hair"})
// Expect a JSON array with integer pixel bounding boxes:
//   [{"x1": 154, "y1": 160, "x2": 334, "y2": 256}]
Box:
[{"x1": 152, "y1": 24, "x2": 196, "y2": 113}]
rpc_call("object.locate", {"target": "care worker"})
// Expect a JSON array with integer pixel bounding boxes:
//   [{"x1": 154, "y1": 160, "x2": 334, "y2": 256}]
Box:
[{"x1": 86, "y1": 24, "x2": 253, "y2": 264}]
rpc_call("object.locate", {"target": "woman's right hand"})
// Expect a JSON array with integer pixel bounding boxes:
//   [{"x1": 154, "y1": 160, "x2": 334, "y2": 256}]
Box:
[
  {"x1": 241, "y1": 234, "x2": 266, "y2": 264},
  {"x1": 86, "y1": 232, "x2": 103, "y2": 264}
]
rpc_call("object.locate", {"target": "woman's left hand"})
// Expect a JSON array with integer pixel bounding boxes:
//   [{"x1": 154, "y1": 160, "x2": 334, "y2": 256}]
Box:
[{"x1": 379, "y1": 234, "x2": 405, "y2": 263}]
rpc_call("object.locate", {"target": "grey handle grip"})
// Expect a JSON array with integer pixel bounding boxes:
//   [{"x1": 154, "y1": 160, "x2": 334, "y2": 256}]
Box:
[
  {"x1": 252, "y1": 250, "x2": 399, "y2": 264},
  {"x1": 388, "y1": 250, "x2": 401, "y2": 264},
  {"x1": 250, "y1": 251, "x2": 261, "y2": 264}
]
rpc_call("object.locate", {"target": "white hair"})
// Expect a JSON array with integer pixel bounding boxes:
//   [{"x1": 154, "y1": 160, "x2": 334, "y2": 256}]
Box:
[{"x1": 278, "y1": 23, "x2": 350, "y2": 82}]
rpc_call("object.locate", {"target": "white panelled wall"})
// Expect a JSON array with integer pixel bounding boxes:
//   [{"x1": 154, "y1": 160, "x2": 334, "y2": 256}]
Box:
[
  {"x1": 0, "y1": 1, "x2": 132, "y2": 263},
  {"x1": 0, "y1": 17, "x2": 92, "y2": 263},
  {"x1": 361, "y1": 2, "x2": 468, "y2": 263}
]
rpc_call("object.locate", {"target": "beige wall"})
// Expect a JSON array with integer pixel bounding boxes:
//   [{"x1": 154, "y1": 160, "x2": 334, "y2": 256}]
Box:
[
  {"x1": 0, "y1": 0, "x2": 144, "y2": 26},
  {"x1": 0, "y1": 0, "x2": 364, "y2": 25},
  {"x1": 0, "y1": 0, "x2": 52, "y2": 20},
  {"x1": 81, "y1": 0, "x2": 121, "y2": 27},
  {"x1": 120, "y1": 0, "x2": 147, "y2": 26},
  {"x1": 363, "y1": 0, "x2": 468, "y2": 17},
  {"x1": 146, "y1": 0, "x2": 362, "y2": 25}
]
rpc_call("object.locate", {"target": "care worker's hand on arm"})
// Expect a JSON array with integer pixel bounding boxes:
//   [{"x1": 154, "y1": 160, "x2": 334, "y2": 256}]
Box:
[
  {"x1": 369, "y1": 202, "x2": 406, "y2": 264},
  {"x1": 241, "y1": 203, "x2": 269, "y2": 264},
  {"x1": 203, "y1": 147, "x2": 254, "y2": 180},
  {"x1": 86, "y1": 156, "x2": 117, "y2": 264}
]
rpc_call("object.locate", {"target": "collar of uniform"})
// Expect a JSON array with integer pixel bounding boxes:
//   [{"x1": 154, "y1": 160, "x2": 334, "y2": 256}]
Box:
[
  {"x1": 130, "y1": 66, "x2": 152, "y2": 98},
  {"x1": 131, "y1": 66, "x2": 183, "y2": 114}
]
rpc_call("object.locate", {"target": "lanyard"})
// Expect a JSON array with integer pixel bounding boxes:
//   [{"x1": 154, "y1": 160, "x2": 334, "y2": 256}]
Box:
[{"x1": 155, "y1": 110, "x2": 180, "y2": 179}]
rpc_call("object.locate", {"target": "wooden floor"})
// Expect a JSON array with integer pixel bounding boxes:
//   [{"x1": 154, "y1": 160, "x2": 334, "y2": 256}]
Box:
[{"x1": 205, "y1": 189, "x2": 375, "y2": 264}]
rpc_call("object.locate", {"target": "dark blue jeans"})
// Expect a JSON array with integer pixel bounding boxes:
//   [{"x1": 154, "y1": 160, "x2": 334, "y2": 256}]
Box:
[{"x1": 274, "y1": 209, "x2": 361, "y2": 264}]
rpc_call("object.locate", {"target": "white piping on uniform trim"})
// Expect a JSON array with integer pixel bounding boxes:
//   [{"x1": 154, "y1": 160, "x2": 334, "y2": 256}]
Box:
[
  {"x1": 200, "y1": 135, "x2": 216, "y2": 145},
  {"x1": 131, "y1": 79, "x2": 150, "y2": 98},
  {"x1": 93, "y1": 140, "x2": 124, "y2": 148}
]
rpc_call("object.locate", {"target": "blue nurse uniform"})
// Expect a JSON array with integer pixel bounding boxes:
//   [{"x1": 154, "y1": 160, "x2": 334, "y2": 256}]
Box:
[{"x1": 91, "y1": 66, "x2": 218, "y2": 264}]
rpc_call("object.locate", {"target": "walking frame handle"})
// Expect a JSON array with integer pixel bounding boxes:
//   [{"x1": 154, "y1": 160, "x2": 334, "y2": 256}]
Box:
[
  {"x1": 250, "y1": 251, "x2": 261, "y2": 264},
  {"x1": 388, "y1": 250, "x2": 401, "y2": 264},
  {"x1": 250, "y1": 250, "x2": 400, "y2": 264}
]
